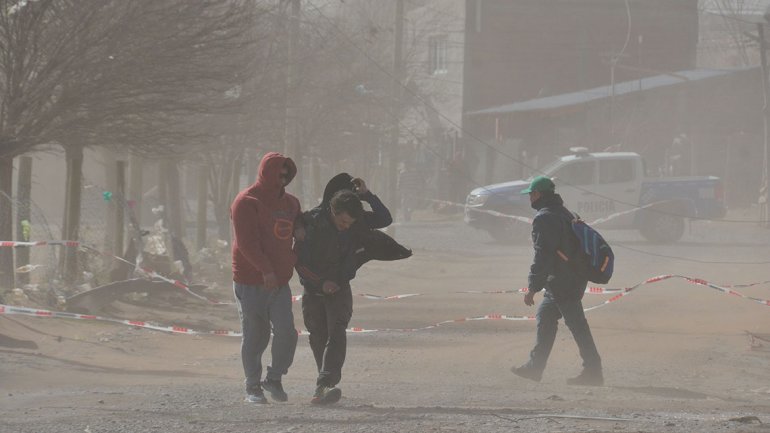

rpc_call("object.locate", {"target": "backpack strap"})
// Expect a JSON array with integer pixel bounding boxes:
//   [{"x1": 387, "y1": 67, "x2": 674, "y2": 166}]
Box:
[{"x1": 555, "y1": 208, "x2": 579, "y2": 262}]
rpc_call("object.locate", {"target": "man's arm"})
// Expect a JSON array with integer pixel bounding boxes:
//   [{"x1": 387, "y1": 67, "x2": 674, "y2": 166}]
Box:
[
  {"x1": 527, "y1": 213, "x2": 561, "y2": 294},
  {"x1": 360, "y1": 191, "x2": 393, "y2": 229},
  {"x1": 352, "y1": 178, "x2": 392, "y2": 229}
]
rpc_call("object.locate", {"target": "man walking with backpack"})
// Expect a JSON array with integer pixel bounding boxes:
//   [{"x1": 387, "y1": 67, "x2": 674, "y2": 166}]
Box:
[{"x1": 511, "y1": 175, "x2": 604, "y2": 386}]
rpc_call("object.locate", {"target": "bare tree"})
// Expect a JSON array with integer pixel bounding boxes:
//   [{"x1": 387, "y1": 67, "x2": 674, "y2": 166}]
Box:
[{"x1": 0, "y1": 0, "x2": 265, "y2": 288}]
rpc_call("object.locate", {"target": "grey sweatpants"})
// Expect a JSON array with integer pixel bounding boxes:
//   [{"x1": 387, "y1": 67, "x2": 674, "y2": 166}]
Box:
[{"x1": 233, "y1": 282, "x2": 298, "y2": 389}]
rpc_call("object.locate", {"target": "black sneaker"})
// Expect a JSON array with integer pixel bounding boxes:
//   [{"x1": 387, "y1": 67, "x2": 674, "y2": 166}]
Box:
[
  {"x1": 245, "y1": 385, "x2": 268, "y2": 404},
  {"x1": 566, "y1": 369, "x2": 604, "y2": 386},
  {"x1": 261, "y1": 379, "x2": 288, "y2": 402},
  {"x1": 310, "y1": 385, "x2": 342, "y2": 405},
  {"x1": 510, "y1": 365, "x2": 543, "y2": 382}
]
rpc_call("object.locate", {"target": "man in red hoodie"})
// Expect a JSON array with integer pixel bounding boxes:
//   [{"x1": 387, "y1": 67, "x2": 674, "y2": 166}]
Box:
[{"x1": 231, "y1": 152, "x2": 301, "y2": 404}]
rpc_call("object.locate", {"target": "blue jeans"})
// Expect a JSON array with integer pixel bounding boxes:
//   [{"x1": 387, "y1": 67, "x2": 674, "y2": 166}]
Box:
[
  {"x1": 525, "y1": 291, "x2": 602, "y2": 373},
  {"x1": 233, "y1": 282, "x2": 298, "y2": 389}
]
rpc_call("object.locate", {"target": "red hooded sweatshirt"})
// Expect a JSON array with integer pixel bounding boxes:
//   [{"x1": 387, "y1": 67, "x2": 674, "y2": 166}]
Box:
[{"x1": 231, "y1": 152, "x2": 300, "y2": 286}]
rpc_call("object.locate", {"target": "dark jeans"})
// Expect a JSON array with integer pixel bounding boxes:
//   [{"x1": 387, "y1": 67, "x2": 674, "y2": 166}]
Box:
[
  {"x1": 233, "y1": 283, "x2": 298, "y2": 389},
  {"x1": 301, "y1": 286, "x2": 353, "y2": 387},
  {"x1": 525, "y1": 291, "x2": 602, "y2": 373}
]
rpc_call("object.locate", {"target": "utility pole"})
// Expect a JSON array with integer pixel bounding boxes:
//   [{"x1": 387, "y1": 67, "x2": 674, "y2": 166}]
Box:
[
  {"x1": 758, "y1": 23, "x2": 770, "y2": 227},
  {"x1": 388, "y1": 0, "x2": 404, "y2": 234},
  {"x1": 284, "y1": 0, "x2": 303, "y2": 201}
]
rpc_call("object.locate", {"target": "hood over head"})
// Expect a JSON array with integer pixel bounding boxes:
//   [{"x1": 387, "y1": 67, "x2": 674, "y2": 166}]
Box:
[
  {"x1": 254, "y1": 152, "x2": 296, "y2": 197},
  {"x1": 322, "y1": 172, "x2": 354, "y2": 206}
]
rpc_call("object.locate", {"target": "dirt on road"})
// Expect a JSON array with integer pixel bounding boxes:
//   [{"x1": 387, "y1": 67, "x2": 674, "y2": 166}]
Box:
[{"x1": 1, "y1": 217, "x2": 769, "y2": 433}]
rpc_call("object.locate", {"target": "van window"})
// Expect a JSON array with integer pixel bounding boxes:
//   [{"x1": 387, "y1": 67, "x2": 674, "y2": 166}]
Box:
[
  {"x1": 599, "y1": 159, "x2": 635, "y2": 184},
  {"x1": 552, "y1": 160, "x2": 595, "y2": 185}
]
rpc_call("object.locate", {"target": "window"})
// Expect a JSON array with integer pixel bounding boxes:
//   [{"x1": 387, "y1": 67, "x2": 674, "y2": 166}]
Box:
[
  {"x1": 428, "y1": 35, "x2": 448, "y2": 75},
  {"x1": 552, "y1": 160, "x2": 595, "y2": 185},
  {"x1": 599, "y1": 159, "x2": 635, "y2": 184}
]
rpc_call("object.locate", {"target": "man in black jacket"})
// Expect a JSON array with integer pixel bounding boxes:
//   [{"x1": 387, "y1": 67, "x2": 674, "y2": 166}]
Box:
[
  {"x1": 511, "y1": 176, "x2": 603, "y2": 386},
  {"x1": 295, "y1": 174, "x2": 409, "y2": 405}
]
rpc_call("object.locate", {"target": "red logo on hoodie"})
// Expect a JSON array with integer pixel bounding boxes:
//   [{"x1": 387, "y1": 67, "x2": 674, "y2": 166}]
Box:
[{"x1": 274, "y1": 218, "x2": 294, "y2": 240}]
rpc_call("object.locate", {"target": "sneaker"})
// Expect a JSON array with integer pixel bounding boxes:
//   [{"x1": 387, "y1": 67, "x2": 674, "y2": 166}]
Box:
[
  {"x1": 310, "y1": 385, "x2": 342, "y2": 405},
  {"x1": 510, "y1": 365, "x2": 542, "y2": 382},
  {"x1": 566, "y1": 369, "x2": 604, "y2": 386},
  {"x1": 261, "y1": 379, "x2": 288, "y2": 402},
  {"x1": 245, "y1": 386, "x2": 268, "y2": 404}
]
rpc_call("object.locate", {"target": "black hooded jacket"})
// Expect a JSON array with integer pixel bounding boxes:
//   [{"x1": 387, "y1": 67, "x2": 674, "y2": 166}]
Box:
[
  {"x1": 295, "y1": 173, "x2": 411, "y2": 293},
  {"x1": 528, "y1": 193, "x2": 588, "y2": 301}
]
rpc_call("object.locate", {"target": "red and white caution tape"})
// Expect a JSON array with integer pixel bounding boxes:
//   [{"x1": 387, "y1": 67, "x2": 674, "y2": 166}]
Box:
[
  {"x1": 0, "y1": 303, "x2": 535, "y2": 336},
  {"x1": 1, "y1": 240, "x2": 81, "y2": 247},
  {"x1": 457, "y1": 286, "x2": 625, "y2": 295},
  {"x1": 0, "y1": 304, "x2": 242, "y2": 337},
  {"x1": 4, "y1": 241, "x2": 768, "y2": 329},
  {"x1": 291, "y1": 293, "x2": 422, "y2": 303},
  {"x1": 3, "y1": 274, "x2": 767, "y2": 338}
]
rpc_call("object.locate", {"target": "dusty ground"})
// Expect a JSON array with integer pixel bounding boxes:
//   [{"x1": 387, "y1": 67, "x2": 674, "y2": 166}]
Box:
[{"x1": 1, "y1": 211, "x2": 770, "y2": 433}]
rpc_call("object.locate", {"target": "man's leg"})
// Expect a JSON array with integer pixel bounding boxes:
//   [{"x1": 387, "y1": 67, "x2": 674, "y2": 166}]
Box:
[
  {"x1": 526, "y1": 294, "x2": 561, "y2": 372},
  {"x1": 234, "y1": 283, "x2": 271, "y2": 400},
  {"x1": 317, "y1": 287, "x2": 353, "y2": 388},
  {"x1": 262, "y1": 285, "x2": 298, "y2": 402},
  {"x1": 302, "y1": 290, "x2": 328, "y2": 372},
  {"x1": 558, "y1": 298, "x2": 602, "y2": 373},
  {"x1": 266, "y1": 285, "x2": 298, "y2": 381}
]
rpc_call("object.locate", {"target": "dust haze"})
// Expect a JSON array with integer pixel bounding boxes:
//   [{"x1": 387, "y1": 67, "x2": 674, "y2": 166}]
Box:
[{"x1": 1, "y1": 1, "x2": 769, "y2": 432}]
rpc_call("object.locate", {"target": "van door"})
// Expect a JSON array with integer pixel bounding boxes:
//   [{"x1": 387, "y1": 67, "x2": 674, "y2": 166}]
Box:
[
  {"x1": 589, "y1": 157, "x2": 639, "y2": 227},
  {"x1": 548, "y1": 159, "x2": 598, "y2": 221}
]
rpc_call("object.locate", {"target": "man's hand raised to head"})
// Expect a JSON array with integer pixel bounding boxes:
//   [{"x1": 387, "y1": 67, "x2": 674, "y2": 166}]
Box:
[{"x1": 351, "y1": 178, "x2": 368, "y2": 195}]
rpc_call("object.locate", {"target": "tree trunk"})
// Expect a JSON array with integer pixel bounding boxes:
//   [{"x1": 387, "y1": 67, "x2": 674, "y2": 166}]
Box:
[
  {"x1": 103, "y1": 149, "x2": 118, "y2": 253},
  {"x1": 62, "y1": 145, "x2": 84, "y2": 285},
  {"x1": 163, "y1": 160, "x2": 185, "y2": 240},
  {"x1": 16, "y1": 156, "x2": 32, "y2": 286},
  {"x1": 114, "y1": 160, "x2": 126, "y2": 258},
  {"x1": 128, "y1": 154, "x2": 144, "y2": 227},
  {"x1": 0, "y1": 156, "x2": 14, "y2": 292},
  {"x1": 158, "y1": 162, "x2": 168, "y2": 227},
  {"x1": 196, "y1": 164, "x2": 208, "y2": 250}
]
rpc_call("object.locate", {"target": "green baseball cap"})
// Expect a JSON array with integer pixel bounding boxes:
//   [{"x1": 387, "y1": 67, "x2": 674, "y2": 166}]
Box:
[{"x1": 521, "y1": 175, "x2": 555, "y2": 194}]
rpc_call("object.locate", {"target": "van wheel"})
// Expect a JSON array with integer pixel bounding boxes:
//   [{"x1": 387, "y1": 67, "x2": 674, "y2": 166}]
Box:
[
  {"x1": 639, "y1": 213, "x2": 685, "y2": 243},
  {"x1": 487, "y1": 219, "x2": 530, "y2": 244}
]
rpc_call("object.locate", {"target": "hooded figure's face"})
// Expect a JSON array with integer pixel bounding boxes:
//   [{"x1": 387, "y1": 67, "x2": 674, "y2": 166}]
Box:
[{"x1": 279, "y1": 165, "x2": 290, "y2": 187}]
